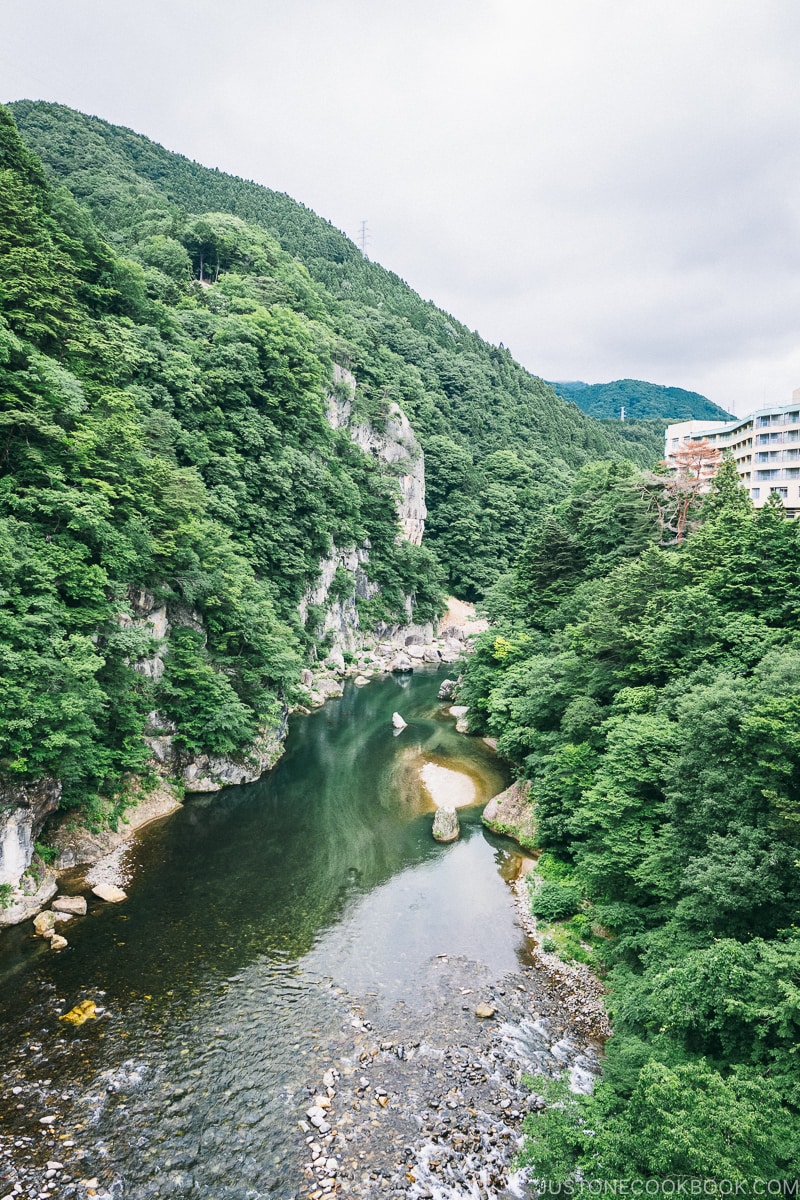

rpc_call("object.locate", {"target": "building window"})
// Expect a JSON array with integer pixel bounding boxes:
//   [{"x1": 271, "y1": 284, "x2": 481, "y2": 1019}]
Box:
[
  {"x1": 752, "y1": 488, "x2": 760, "y2": 498},
  {"x1": 671, "y1": 438, "x2": 679, "y2": 448},
  {"x1": 777, "y1": 488, "x2": 789, "y2": 499}
]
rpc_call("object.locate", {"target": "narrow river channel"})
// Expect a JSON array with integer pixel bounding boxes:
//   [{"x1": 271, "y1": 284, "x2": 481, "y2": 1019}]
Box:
[{"x1": 0, "y1": 667, "x2": 601, "y2": 1200}]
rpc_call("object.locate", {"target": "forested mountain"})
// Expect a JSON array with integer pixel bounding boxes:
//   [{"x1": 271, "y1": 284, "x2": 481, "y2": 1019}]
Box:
[
  {"x1": 461, "y1": 461, "x2": 800, "y2": 1178},
  {"x1": 9, "y1": 101, "x2": 663, "y2": 596},
  {"x1": 0, "y1": 104, "x2": 444, "y2": 815},
  {"x1": 550, "y1": 378, "x2": 733, "y2": 422}
]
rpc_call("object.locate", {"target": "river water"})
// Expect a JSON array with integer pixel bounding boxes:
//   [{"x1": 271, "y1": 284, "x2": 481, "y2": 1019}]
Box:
[{"x1": 0, "y1": 667, "x2": 590, "y2": 1199}]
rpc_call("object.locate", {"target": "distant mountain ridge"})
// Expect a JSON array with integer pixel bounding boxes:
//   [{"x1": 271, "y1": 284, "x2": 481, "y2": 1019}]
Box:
[{"x1": 549, "y1": 379, "x2": 733, "y2": 422}]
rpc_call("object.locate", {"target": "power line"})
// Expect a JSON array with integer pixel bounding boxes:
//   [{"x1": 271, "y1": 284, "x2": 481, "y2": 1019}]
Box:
[{"x1": 357, "y1": 219, "x2": 370, "y2": 256}]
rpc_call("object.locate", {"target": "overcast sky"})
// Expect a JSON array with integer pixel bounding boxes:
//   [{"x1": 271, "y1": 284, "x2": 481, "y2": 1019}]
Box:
[{"x1": 4, "y1": 0, "x2": 800, "y2": 415}]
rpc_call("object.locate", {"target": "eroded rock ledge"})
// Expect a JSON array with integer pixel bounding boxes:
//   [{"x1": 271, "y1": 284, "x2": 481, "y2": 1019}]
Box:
[{"x1": 482, "y1": 779, "x2": 537, "y2": 851}]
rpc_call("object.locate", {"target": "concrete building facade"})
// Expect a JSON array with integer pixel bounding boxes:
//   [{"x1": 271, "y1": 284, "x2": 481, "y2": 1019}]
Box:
[{"x1": 665, "y1": 390, "x2": 800, "y2": 516}]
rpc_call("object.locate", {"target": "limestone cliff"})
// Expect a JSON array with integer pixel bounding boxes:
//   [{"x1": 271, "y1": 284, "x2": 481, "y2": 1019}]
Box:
[
  {"x1": 303, "y1": 365, "x2": 429, "y2": 653},
  {"x1": 326, "y1": 365, "x2": 427, "y2": 546},
  {"x1": 0, "y1": 777, "x2": 60, "y2": 926}
]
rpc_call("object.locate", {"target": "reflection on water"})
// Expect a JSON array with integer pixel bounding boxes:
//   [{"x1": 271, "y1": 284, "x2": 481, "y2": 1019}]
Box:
[{"x1": 0, "y1": 667, "x2": 522, "y2": 1197}]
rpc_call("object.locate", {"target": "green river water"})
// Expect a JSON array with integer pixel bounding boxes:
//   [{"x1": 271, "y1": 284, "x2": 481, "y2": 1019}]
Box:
[{"x1": 0, "y1": 667, "x2": 541, "y2": 1197}]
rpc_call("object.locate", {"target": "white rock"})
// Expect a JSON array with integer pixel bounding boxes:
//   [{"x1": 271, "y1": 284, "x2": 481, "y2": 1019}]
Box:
[
  {"x1": 52, "y1": 895, "x2": 87, "y2": 916},
  {"x1": 392, "y1": 712, "x2": 407, "y2": 731},
  {"x1": 405, "y1": 644, "x2": 425, "y2": 660},
  {"x1": 449, "y1": 705, "x2": 468, "y2": 719},
  {"x1": 91, "y1": 883, "x2": 127, "y2": 903}
]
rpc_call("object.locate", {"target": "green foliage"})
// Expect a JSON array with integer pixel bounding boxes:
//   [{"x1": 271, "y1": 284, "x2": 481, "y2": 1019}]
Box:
[
  {"x1": 10, "y1": 99, "x2": 655, "y2": 600},
  {"x1": 520, "y1": 1062, "x2": 799, "y2": 1182},
  {"x1": 529, "y1": 877, "x2": 582, "y2": 922},
  {"x1": 466, "y1": 451, "x2": 800, "y2": 1176},
  {"x1": 550, "y1": 378, "x2": 733, "y2": 422},
  {"x1": 0, "y1": 103, "x2": 442, "y2": 814}
]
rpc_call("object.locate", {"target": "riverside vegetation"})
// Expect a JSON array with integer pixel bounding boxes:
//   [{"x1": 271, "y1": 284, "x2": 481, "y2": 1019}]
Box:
[
  {"x1": 460, "y1": 459, "x2": 800, "y2": 1181},
  {"x1": 0, "y1": 99, "x2": 658, "y2": 822},
  {"x1": 2, "y1": 100, "x2": 796, "y2": 1187}
]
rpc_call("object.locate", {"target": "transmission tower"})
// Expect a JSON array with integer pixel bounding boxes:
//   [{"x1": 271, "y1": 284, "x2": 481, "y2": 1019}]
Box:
[{"x1": 357, "y1": 219, "x2": 370, "y2": 256}]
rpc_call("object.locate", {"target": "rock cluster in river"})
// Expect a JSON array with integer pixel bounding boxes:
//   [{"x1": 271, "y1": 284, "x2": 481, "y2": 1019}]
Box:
[
  {"x1": 294, "y1": 952, "x2": 605, "y2": 1200},
  {"x1": 295, "y1": 630, "x2": 467, "y2": 712}
]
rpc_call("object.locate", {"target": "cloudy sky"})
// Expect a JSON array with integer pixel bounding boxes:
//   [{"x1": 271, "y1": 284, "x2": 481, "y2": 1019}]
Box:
[{"x1": 4, "y1": 0, "x2": 800, "y2": 414}]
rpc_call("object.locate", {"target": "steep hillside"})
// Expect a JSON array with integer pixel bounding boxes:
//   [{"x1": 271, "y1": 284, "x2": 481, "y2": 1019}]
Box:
[
  {"x1": 0, "y1": 103, "x2": 443, "y2": 849},
  {"x1": 550, "y1": 378, "x2": 733, "y2": 422},
  {"x1": 10, "y1": 100, "x2": 655, "y2": 596}
]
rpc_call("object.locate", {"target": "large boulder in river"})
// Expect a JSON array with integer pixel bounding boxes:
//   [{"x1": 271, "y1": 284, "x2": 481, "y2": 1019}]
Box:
[
  {"x1": 52, "y1": 895, "x2": 87, "y2": 916},
  {"x1": 482, "y1": 780, "x2": 536, "y2": 851},
  {"x1": 432, "y1": 807, "x2": 460, "y2": 843},
  {"x1": 388, "y1": 653, "x2": 413, "y2": 673},
  {"x1": 92, "y1": 883, "x2": 127, "y2": 903},
  {"x1": 406, "y1": 644, "x2": 425, "y2": 660},
  {"x1": 438, "y1": 678, "x2": 457, "y2": 701},
  {"x1": 392, "y1": 712, "x2": 408, "y2": 731}
]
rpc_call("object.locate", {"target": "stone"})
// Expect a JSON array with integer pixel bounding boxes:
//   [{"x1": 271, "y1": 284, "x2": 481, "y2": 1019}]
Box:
[
  {"x1": 92, "y1": 883, "x2": 127, "y2": 903},
  {"x1": 456, "y1": 715, "x2": 470, "y2": 734},
  {"x1": 354, "y1": 675, "x2": 371, "y2": 687},
  {"x1": 388, "y1": 653, "x2": 413, "y2": 673},
  {"x1": 391, "y1": 712, "x2": 407, "y2": 731},
  {"x1": 449, "y1": 705, "x2": 468, "y2": 719},
  {"x1": 405, "y1": 644, "x2": 425, "y2": 660},
  {"x1": 300, "y1": 668, "x2": 314, "y2": 687},
  {"x1": 482, "y1": 780, "x2": 536, "y2": 851},
  {"x1": 52, "y1": 895, "x2": 87, "y2": 916},
  {"x1": 33, "y1": 910, "x2": 57, "y2": 937},
  {"x1": 437, "y1": 678, "x2": 457, "y2": 701},
  {"x1": 432, "y1": 807, "x2": 460, "y2": 843},
  {"x1": 60, "y1": 999, "x2": 98, "y2": 1025},
  {"x1": 422, "y1": 646, "x2": 441, "y2": 663},
  {"x1": 324, "y1": 650, "x2": 345, "y2": 673},
  {"x1": 439, "y1": 650, "x2": 461, "y2": 664},
  {"x1": 475, "y1": 1002, "x2": 496, "y2": 1019},
  {"x1": 49, "y1": 934, "x2": 68, "y2": 951},
  {"x1": 316, "y1": 677, "x2": 344, "y2": 700}
]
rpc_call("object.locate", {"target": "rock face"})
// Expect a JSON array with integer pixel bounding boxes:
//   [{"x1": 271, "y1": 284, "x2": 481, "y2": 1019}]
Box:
[
  {"x1": 438, "y1": 679, "x2": 458, "y2": 701},
  {"x1": 49, "y1": 780, "x2": 182, "y2": 871},
  {"x1": 432, "y1": 807, "x2": 460, "y2": 843},
  {"x1": 0, "y1": 776, "x2": 61, "y2": 926},
  {"x1": 146, "y1": 708, "x2": 288, "y2": 795},
  {"x1": 304, "y1": 365, "x2": 428, "y2": 656},
  {"x1": 482, "y1": 780, "x2": 537, "y2": 850},
  {"x1": 327, "y1": 365, "x2": 426, "y2": 546},
  {"x1": 0, "y1": 776, "x2": 61, "y2": 887}
]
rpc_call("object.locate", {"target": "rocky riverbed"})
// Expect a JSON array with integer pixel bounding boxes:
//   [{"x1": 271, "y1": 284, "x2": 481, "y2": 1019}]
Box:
[
  {"x1": 295, "y1": 949, "x2": 605, "y2": 1200},
  {"x1": 0, "y1": 651, "x2": 609, "y2": 1200}
]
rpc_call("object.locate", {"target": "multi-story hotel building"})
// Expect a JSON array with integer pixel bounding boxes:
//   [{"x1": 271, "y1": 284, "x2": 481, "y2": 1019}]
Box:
[{"x1": 665, "y1": 390, "x2": 800, "y2": 516}]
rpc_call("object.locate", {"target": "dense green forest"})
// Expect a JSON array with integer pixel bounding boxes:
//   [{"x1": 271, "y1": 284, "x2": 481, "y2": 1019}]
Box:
[
  {"x1": 461, "y1": 460, "x2": 800, "y2": 1180},
  {"x1": 0, "y1": 104, "x2": 444, "y2": 814},
  {"x1": 9, "y1": 101, "x2": 664, "y2": 597},
  {"x1": 551, "y1": 378, "x2": 733, "y2": 422}
]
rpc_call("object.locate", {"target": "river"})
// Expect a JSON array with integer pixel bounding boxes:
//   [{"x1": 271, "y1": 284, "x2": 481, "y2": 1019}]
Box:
[{"x1": 0, "y1": 667, "x2": 602, "y2": 1199}]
